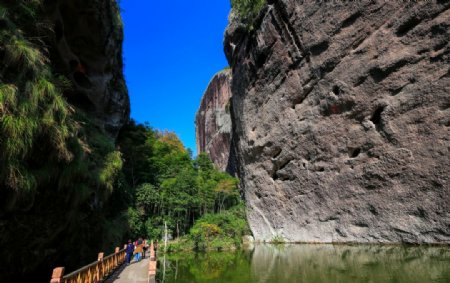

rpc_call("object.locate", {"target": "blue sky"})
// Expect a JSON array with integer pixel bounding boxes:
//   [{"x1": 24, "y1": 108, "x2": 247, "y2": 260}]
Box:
[{"x1": 120, "y1": 1, "x2": 231, "y2": 155}]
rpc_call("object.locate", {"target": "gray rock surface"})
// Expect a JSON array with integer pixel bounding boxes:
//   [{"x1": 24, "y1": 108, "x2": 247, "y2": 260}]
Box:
[
  {"x1": 49, "y1": 0, "x2": 129, "y2": 136},
  {"x1": 225, "y1": 0, "x2": 450, "y2": 243},
  {"x1": 196, "y1": 69, "x2": 237, "y2": 175}
]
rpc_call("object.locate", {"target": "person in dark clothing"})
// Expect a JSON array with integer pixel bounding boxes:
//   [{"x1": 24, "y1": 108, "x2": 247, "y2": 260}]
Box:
[
  {"x1": 125, "y1": 240, "x2": 135, "y2": 264},
  {"x1": 142, "y1": 239, "x2": 148, "y2": 259}
]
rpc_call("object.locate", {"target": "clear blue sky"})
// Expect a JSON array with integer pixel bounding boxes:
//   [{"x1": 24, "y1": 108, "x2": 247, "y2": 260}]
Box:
[{"x1": 119, "y1": 1, "x2": 231, "y2": 155}]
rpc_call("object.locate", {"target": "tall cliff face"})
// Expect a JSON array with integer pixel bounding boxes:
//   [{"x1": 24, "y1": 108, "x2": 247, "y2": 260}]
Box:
[
  {"x1": 196, "y1": 69, "x2": 237, "y2": 175},
  {"x1": 50, "y1": 0, "x2": 129, "y2": 136},
  {"x1": 225, "y1": 1, "x2": 450, "y2": 243},
  {"x1": 0, "y1": 1, "x2": 129, "y2": 281}
]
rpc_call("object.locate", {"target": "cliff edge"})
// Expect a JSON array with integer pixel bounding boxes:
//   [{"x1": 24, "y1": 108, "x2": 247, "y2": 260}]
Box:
[{"x1": 196, "y1": 69, "x2": 237, "y2": 175}]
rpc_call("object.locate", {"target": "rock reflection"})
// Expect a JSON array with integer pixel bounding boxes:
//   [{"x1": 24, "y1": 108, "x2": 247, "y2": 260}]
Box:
[
  {"x1": 250, "y1": 244, "x2": 450, "y2": 283},
  {"x1": 158, "y1": 244, "x2": 450, "y2": 283}
]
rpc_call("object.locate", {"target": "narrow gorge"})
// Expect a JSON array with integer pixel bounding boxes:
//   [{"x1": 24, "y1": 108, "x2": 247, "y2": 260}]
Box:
[{"x1": 1, "y1": 0, "x2": 449, "y2": 281}]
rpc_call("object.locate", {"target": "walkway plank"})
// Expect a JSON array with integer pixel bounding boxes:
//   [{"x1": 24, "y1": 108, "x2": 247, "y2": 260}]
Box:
[{"x1": 105, "y1": 254, "x2": 150, "y2": 283}]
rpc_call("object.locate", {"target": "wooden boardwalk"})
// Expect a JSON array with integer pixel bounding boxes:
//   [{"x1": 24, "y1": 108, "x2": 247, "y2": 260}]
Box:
[
  {"x1": 105, "y1": 252, "x2": 150, "y2": 283},
  {"x1": 50, "y1": 244, "x2": 157, "y2": 283}
]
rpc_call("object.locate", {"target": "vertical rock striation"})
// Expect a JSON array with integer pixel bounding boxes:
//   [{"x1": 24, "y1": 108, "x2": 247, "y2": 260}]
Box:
[
  {"x1": 196, "y1": 69, "x2": 237, "y2": 175},
  {"x1": 49, "y1": 0, "x2": 129, "y2": 136},
  {"x1": 225, "y1": 0, "x2": 450, "y2": 243}
]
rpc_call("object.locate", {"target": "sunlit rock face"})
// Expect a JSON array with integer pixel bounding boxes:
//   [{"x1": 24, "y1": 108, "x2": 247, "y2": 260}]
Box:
[
  {"x1": 225, "y1": 0, "x2": 450, "y2": 243},
  {"x1": 48, "y1": 0, "x2": 129, "y2": 136},
  {"x1": 196, "y1": 69, "x2": 238, "y2": 175}
]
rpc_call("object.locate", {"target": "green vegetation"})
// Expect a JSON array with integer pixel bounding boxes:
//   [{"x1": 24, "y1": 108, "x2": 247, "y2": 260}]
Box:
[
  {"x1": 118, "y1": 121, "x2": 249, "y2": 251},
  {"x1": 0, "y1": 3, "x2": 74, "y2": 193},
  {"x1": 157, "y1": 251, "x2": 253, "y2": 283},
  {"x1": 231, "y1": 0, "x2": 266, "y2": 30},
  {"x1": 0, "y1": 1, "x2": 249, "y2": 281},
  {"x1": 271, "y1": 234, "x2": 285, "y2": 244},
  {"x1": 0, "y1": 1, "x2": 129, "y2": 281},
  {"x1": 167, "y1": 204, "x2": 250, "y2": 252}
]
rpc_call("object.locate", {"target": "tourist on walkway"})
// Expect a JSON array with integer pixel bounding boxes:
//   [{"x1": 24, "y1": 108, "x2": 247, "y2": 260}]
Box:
[
  {"x1": 125, "y1": 240, "x2": 134, "y2": 265},
  {"x1": 134, "y1": 238, "x2": 144, "y2": 262},
  {"x1": 142, "y1": 239, "x2": 148, "y2": 259}
]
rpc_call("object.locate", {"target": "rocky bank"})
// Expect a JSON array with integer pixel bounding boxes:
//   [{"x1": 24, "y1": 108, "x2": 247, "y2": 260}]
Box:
[{"x1": 223, "y1": 0, "x2": 450, "y2": 243}]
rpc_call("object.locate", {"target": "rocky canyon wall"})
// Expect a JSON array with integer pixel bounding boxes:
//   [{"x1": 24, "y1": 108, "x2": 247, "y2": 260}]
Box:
[
  {"x1": 196, "y1": 69, "x2": 237, "y2": 175},
  {"x1": 0, "y1": 1, "x2": 129, "y2": 281},
  {"x1": 224, "y1": 0, "x2": 450, "y2": 243},
  {"x1": 50, "y1": 0, "x2": 130, "y2": 136}
]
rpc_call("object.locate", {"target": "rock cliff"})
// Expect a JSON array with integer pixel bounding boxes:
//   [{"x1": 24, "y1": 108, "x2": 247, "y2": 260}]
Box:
[
  {"x1": 225, "y1": 0, "x2": 450, "y2": 243},
  {"x1": 50, "y1": 0, "x2": 129, "y2": 136},
  {"x1": 0, "y1": 1, "x2": 129, "y2": 281},
  {"x1": 196, "y1": 69, "x2": 237, "y2": 175}
]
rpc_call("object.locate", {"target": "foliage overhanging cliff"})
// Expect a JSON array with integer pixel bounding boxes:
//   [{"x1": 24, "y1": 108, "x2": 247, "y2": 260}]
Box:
[{"x1": 0, "y1": 0, "x2": 129, "y2": 281}]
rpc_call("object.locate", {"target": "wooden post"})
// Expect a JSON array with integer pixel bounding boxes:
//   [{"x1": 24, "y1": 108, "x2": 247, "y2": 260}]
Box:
[
  {"x1": 115, "y1": 247, "x2": 120, "y2": 266},
  {"x1": 150, "y1": 248, "x2": 155, "y2": 261},
  {"x1": 148, "y1": 261, "x2": 157, "y2": 275},
  {"x1": 98, "y1": 252, "x2": 104, "y2": 279},
  {"x1": 50, "y1": 267, "x2": 64, "y2": 283}
]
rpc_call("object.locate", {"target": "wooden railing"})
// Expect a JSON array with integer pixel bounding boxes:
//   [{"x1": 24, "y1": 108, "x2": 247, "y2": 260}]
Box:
[
  {"x1": 148, "y1": 242, "x2": 157, "y2": 283},
  {"x1": 50, "y1": 246, "x2": 126, "y2": 283}
]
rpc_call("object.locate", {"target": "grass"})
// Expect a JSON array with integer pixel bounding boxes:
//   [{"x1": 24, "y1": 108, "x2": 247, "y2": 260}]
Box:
[
  {"x1": 99, "y1": 151, "x2": 123, "y2": 192},
  {"x1": 0, "y1": 2, "x2": 122, "y2": 195},
  {"x1": 271, "y1": 234, "x2": 285, "y2": 244}
]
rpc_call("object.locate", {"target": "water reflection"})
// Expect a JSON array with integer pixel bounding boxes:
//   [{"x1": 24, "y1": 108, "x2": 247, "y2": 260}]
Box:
[{"x1": 157, "y1": 244, "x2": 450, "y2": 283}]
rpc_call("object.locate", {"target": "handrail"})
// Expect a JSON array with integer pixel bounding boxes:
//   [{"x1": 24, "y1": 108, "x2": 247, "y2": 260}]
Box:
[
  {"x1": 148, "y1": 242, "x2": 157, "y2": 283},
  {"x1": 50, "y1": 246, "x2": 126, "y2": 283}
]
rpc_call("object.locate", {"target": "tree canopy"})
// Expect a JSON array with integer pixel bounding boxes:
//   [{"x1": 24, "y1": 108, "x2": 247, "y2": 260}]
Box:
[{"x1": 117, "y1": 121, "x2": 243, "y2": 241}]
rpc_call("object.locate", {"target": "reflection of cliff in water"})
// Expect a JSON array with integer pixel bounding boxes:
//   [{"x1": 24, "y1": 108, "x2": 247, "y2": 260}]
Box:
[
  {"x1": 250, "y1": 244, "x2": 450, "y2": 283},
  {"x1": 158, "y1": 245, "x2": 449, "y2": 283}
]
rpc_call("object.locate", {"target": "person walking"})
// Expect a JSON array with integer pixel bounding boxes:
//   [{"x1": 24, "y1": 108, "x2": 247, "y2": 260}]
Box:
[
  {"x1": 125, "y1": 240, "x2": 134, "y2": 265},
  {"x1": 142, "y1": 239, "x2": 148, "y2": 259},
  {"x1": 134, "y1": 238, "x2": 144, "y2": 262}
]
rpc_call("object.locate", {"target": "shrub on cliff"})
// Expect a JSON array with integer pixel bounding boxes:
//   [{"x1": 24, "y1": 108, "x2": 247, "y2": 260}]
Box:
[{"x1": 231, "y1": 0, "x2": 266, "y2": 30}]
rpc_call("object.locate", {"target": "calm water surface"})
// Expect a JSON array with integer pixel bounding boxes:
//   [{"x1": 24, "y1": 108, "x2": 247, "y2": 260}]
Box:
[{"x1": 157, "y1": 244, "x2": 450, "y2": 283}]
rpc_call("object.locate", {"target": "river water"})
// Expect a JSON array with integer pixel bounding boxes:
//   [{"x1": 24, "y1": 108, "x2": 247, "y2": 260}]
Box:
[{"x1": 156, "y1": 244, "x2": 449, "y2": 283}]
